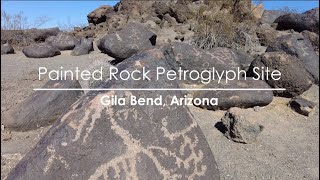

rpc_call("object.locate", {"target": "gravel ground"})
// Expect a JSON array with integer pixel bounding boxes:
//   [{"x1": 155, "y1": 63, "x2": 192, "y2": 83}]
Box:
[{"x1": 1, "y1": 52, "x2": 319, "y2": 179}]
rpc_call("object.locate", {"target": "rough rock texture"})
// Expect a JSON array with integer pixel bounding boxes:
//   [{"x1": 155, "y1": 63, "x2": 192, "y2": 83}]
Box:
[
  {"x1": 289, "y1": 97, "x2": 316, "y2": 116},
  {"x1": 98, "y1": 23, "x2": 157, "y2": 60},
  {"x1": 275, "y1": 8, "x2": 319, "y2": 34},
  {"x1": 1, "y1": 43, "x2": 14, "y2": 55},
  {"x1": 87, "y1": 5, "x2": 115, "y2": 25},
  {"x1": 252, "y1": 4, "x2": 264, "y2": 19},
  {"x1": 248, "y1": 52, "x2": 313, "y2": 97},
  {"x1": 6, "y1": 49, "x2": 220, "y2": 179},
  {"x1": 71, "y1": 38, "x2": 94, "y2": 56},
  {"x1": 22, "y1": 43, "x2": 61, "y2": 58},
  {"x1": 86, "y1": 60, "x2": 113, "y2": 89},
  {"x1": 2, "y1": 79, "x2": 83, "y2": 131},
  {"x1": 256, "y1": 26, "x2": 277, "y2": 46},
  {"x1": 193, "y1": 78, "x2": 273, "y2": 110},
  {"x1": 266, "y1": 33, "x2": 319, "y2": 83},
  {"x1": 46, "y1": 33, "x2": 79, "y2": 51},
  {"x1": 301, "y1": 30, "x2": 319, "y2": 54},
  {"x1": 162, "y1": 43, "x2": 246, "y2": 84},
  {"x1": 221, "y1": 107, "x2": 264, "y2": 144}
]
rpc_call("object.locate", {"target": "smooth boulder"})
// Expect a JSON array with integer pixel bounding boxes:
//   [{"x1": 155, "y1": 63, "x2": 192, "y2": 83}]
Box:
[
  {"x1": 1, "y1": 43, "x2": 14, "y2": 55},
  {"x1": 266, "y1": 33, "x2": 319, "y2": 83},
  {"x1": 97, "y1": 23, "x2": 157, "y2": 60},
  {"x1": 6, "y1": 49, "x2": 220, "y2": 179},
  {"x1": 274, "y1": 8, "x2": 319, "y2": 34},
  {"x1": 71, "y1": 38, "x2": 94, "y2": 56},
  {"x1": 193, "y1": 78, "x2": 273, "y2": 110},
  {"x1": 2, "y1": 79, "x2": 83, "y2": 131},
  {"x1": 22, "y1": 43, "x2": 61, "y2": 58},
  {"x1": 46, "y1": 33, "x2": 79, "y2": 50},
  {"x1": 248, "y1": 52, "x2": 313, "y2": 97}
]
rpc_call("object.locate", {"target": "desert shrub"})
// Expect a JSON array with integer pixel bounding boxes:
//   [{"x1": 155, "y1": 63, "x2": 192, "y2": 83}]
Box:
[
  {"x1": 192, "y1": 1, "x2": 260, "y2": 54},
  {"x1": 1, "y1": 10, "x2": 50, "y2": 30}
]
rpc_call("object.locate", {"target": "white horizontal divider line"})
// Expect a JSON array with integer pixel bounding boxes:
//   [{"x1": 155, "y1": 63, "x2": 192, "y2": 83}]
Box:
[{"x1": 33, "y1": 88, "x2": 286, "y2": 91}]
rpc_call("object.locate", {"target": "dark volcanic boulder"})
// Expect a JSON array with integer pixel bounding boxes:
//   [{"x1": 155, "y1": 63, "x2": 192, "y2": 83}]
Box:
[
  {"x1": 6, "y1": 49, "x2": 220, "y2": 179},
  {"x1": 193, "y1": 78, "x2": 273, "y2": 110},
  {"x1": 260, "y1": 10, "x2": 286, "y2": 24},
  {"x1": 266, "y1": 33, "x2": 319, "y2": 83},
  {"x1": 248, "y1": 52, "x2": 313, "y2": 97},
  {"x1": 163, "y1": 43, "x2": 248, "y2": 84},
  {"x1": 274, "y1": 8, "x2": 319, "y2": 34},
  {"x1": 46, "y1": 33, "x2": 79, "y2": 50},
  {"x1": 98, "y1": 23, "x2": 157, "y2": 60},
  {"x1": 22, "y1": 43, "x2": 61, "y2": 58},
  {"x1": 2, "y1": 79, "x2": 83, "y2": 131},
  {"x1": 87, "y1": 5, "x2": 115, "y2": 25},
  {"x1": 71, "y1": 38, "x2": 94, "y2": 56},
  {"x1": 1, "y1": 43, "x2": 15, "y2": 55}
]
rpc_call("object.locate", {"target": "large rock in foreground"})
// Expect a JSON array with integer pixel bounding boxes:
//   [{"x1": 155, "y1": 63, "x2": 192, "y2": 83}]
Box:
[
  {"x1": 22, "y1": 43, "x2": 61, "y2": 58},
  {"x1": 2, "y1": 79, "x2": 83, "y2": 131},
  {"x1": 1, "y1": 43, "x2": 15, "y2": 55},
  {"x1": 274, "y1": 8, "x2": 319, "y2": 34},
  {"x1": 46, "y1": 33, "x2": 79, "y2": 50},
  {"x1": 248, "y1": 52, "x2": 313, "y2": 97},
  {"x1": 97, "y1": 23, "x2": 157, "y2": 60},
  {"x1": 266, "y1": 33, "x2": 319, "y2": 83},
  {"x1": 6, "y1": 49, "x2": 220, "y2": 179},
  {"x1": 193, "y1": 79, "x2": 273, "y2": 110}
]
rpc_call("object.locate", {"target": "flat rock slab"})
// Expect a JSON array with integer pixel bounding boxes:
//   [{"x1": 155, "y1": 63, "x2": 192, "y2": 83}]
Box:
[
  {"x1": 266, "y1": 33, "x2": 319, "y2": 83},
  {"x1": 22, "y1": 43, "x2": 61, "y2": 58},
  {"x1": 220, "y1": 107, "x2": 264, "y2": 144},
  {"x1": 2, "y1": 79, "x2": 83, "y2": 131},
  {"x1": 6, "y1": 49, "x2": 220, "y2": 179},
  {"x1": 289, "y1": 97, "x2": 316, "y2": 116},
  {"x1": 193, "y1": 78, "x2": 273, "y2": 110},
  {"x1": 248, "y1": 52, "x2": 313, "y2": 97},
  {"x1": 97, "y1": 22, "x2": 157, "y2": 60}
]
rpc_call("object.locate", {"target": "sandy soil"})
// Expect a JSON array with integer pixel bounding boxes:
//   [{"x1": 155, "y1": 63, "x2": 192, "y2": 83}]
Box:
[{"x1": 1, "y1": 52, "x2": 319, "y2": 179}]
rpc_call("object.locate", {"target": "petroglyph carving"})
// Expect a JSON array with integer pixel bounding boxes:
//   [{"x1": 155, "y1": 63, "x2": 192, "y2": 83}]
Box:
[
  {"x1": 297, "y1": 39, "x2": 309, "y2": 56},
  {"x1": 88, "y1": 102, "x2": 206, "y2": 180},
  {"x1": 44, "y1": 145, "x2": 69, "y2": 174}
]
